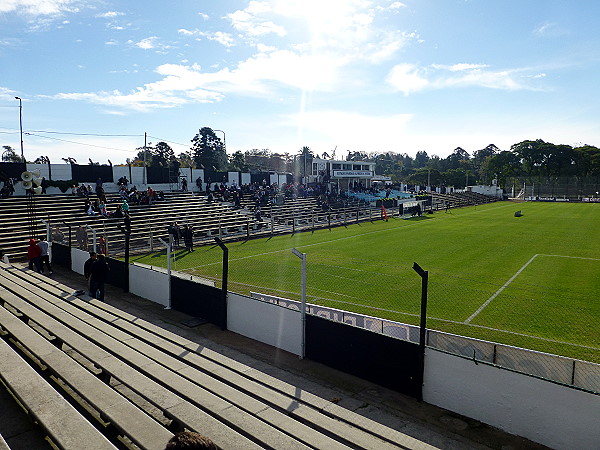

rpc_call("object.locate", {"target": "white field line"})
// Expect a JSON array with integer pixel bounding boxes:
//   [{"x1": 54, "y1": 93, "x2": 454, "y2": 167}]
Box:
[
  {"x1": 537, "y1": 254, "x2": 600, "y2": 261},
  {"x1": 464, "y1": 254, "x2": 540, "y2": 324}
]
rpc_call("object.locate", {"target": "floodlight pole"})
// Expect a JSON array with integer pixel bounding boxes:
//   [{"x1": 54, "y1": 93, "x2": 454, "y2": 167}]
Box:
[
  {"x1": 292, "y1": 248, "x2": 307, "y2": 359},
  {"x1": 413, "y1": 262, "x2": 428, "y2": 401}
]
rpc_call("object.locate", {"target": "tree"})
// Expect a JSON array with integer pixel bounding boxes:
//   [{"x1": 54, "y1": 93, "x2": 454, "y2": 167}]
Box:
[
  {"x1": 61, "y1": 157, "x2": 77, "y2": 165},
  {"x1": 177, "y1": 151, "x2": 195, "y2": 168},
  {"x1": 152, "y1": 141, "x2": 177, "y2": 168},
  {"x1": 191, "y1": 127, "x2": 227, "y2": 171},
  {"x1": 228, "y1": 150, "x2": 248, "y2": 172},
  {"x1": 485, "y1": 151, "x2": 522, "y2": 186},
  {"x1": 511, "y1": 140, "x2": 546, "y2": 176},
  {"x1": 297, "y1": 146, "x2": 314, "y2": 181},
  {"x1": 414, "y1": 150, "x2": 429, "y2": 168},
  {"x1": 1, "y1": 146, "x2": 24, "y2": 163}
]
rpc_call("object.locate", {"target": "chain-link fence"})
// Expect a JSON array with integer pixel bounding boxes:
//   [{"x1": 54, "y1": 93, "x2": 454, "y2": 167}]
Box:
[
  {"x1": 506, "y1": 176, "x2": 600, "y2": 199},
  {"x1": 163, "y1": 244, "x2": 600, "y2": 393}
]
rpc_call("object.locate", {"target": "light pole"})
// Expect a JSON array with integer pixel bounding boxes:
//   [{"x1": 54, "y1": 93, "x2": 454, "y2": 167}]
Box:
[
  {"x1": 15, "y1": 97, "x2": 23, "y2": 161},
  {"x1": 213, "y1": 129, "x2": 226, "y2": 152}
]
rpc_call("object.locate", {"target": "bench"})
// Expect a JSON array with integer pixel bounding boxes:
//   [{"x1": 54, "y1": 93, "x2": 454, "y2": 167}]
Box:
[
  {"x1": 1, "y1": 264, "x2": 431, "y2": 449},
  {"x1": 0, "y1": 304, "x2": 173, "y2": 450},
  {"x1": 0, "y1": 336, "x2": 116, "y2": 450}
]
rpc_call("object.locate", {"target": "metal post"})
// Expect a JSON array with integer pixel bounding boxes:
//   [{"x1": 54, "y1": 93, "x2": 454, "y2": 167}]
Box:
[
  {"x1": 158, "y1": 236, "x2": 172, "y2": 309},
  {"x1": 86, "y1": 225, "x2": 97, "y2": 253},
  {"x1": 15, "y1": 97, "x2": 24, "y2": 160},
  {"x1": 413, "y1": 262, "x2": 428, "y2": 402},
  {"x1": 214, "y1": 237, "x2": 228, "y2": 330},
  {"x1": 292, "y1": 248, "x2": 307, "y2": 359}
]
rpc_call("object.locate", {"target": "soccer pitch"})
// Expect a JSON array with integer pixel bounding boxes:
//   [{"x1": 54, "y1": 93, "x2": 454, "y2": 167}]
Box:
[{"x1": 133, "y1": 201, "x2": 600, "y2": 363}]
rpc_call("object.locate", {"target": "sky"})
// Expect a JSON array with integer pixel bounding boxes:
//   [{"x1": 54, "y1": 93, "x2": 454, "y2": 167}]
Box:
[{"x1": 1, "y1": 0, "x2": 600, "y2": 165}]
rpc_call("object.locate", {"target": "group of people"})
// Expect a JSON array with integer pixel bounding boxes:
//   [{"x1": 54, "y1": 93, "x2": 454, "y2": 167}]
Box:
[
  {"x1": 26, "y1": 237, "x2": 52, "y2": 274},
  {"x1": 168, "y1": 221, "x2": 195, "y2": 252}
]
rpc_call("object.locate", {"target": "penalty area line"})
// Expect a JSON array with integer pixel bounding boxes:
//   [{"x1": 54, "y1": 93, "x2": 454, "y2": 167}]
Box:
[{"x1": 464, "y1": 254, "x2": 539, "y2": 324}]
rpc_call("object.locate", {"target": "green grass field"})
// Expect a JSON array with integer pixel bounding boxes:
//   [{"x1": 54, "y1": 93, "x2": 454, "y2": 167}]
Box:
[{"x1": 132, "y1": 201, "x2": 600, "y2": 363}]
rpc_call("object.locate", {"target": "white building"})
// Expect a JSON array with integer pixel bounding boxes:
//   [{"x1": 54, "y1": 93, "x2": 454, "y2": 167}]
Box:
[{"x1": 309, "y1": 158, "x2": 377, "y2": 190}]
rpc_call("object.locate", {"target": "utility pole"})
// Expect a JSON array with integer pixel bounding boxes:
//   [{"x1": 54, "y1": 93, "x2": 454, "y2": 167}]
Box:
[
  {"x1": 15, "y1": 97, "x2": 24, "y2": 161},
  {"x1": 143, "y1": 132, "x2": 147, "y2": 185}
]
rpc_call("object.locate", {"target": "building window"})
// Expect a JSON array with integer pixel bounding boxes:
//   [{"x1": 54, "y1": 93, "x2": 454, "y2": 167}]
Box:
[
  {"x1": 312, "y1": 162, "x2": 318, "y2": 175},
  {"x1": 343, "y1": 164, "x2": 352, "y2": 170},
  {"x1": 332, "y1": 163, "x2": 341, "y2": 170},
  {"x1": 353, "y1": 164, "x2": 361, "y2": 170}
]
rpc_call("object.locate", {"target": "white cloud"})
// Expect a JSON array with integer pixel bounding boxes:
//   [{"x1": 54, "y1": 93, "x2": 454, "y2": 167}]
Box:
[
  {"x1": 386, "y1": 64, "x2": 429, "y2": 95},
  {"x1": 133, "y1": 36, "x2": 158, "y2": 50},
  {"x1": 178, "y1": 29, "x2": 235, "y2": 47},
  {"x1": 226, "y1": 0, "x2": 415, "y2": 64},
  {"x1": 0, "y1": 0, "x2": 80, "y2": 16},
  {"x1": 96, "y1": 11, "x2": 124, "y2": 18},
  {"x1": 533, "y1": 21, "x2": 563, "y2": 37},
  {"x1": 388, "y1": 63, "x2": 545, "y2": 94},
  {"x1": 198, "y1": 12, "x2": 209, "y2": 20}
]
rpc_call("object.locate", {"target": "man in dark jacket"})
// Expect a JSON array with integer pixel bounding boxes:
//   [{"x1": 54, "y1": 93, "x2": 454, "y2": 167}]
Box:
[{"x1": 89, "y1": 254, "x2": 109, "y2": 301}]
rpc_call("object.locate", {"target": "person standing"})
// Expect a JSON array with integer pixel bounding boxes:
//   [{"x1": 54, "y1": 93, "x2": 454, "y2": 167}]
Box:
[
  {"x1": 37, "y1": 236, "x2": 52, "y2": 274},
  {"x1": 84, "y1": 251, "x2": 97, "y2": 295},
  {"x1": 89, "y1": 254, "x2": 109, "y2": 301},
  {"x1": 27, "y1": 239, "x2": 42, "y2": 272},
  {"x1": 182, "y1": 224, "x2": 194, "y2": 252}
]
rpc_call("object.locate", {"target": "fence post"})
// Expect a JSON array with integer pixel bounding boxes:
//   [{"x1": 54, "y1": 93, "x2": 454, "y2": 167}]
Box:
[
  {"x1": 413, "y1": 262, "x2": 428, "y2": 402},
  {"x1": 61, "y1": 221, "x2": 72, "y2": 269},
  {"x1": 86, "y1": 224, "x2": 97, "y2": 253},
  {"x1": 158, "y1": 236, "x2": 172, "y2": 310},
  {"x1": 292, "y1": 248, "x2": 307, "y2": 359},
  {"x1": 214, "y1": 237, "x2": 228, "y2": 331}
]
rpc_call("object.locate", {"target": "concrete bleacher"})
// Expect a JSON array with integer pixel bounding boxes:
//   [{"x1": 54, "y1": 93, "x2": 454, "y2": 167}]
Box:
[
  {"x1": 0, "y1": 192, "x2": 259, "y2": 260},
  {"x1": 0, "y1": 262, "x2": 429, "y2": 449},
  {"x1": 0, "y1": 191, "x2": 382, "y2": 260}
]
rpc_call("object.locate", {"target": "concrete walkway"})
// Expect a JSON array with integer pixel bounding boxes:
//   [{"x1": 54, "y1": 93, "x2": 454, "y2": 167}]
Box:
[{"x1": 0, "y1": 265, "x2": 548, "y2": 450}]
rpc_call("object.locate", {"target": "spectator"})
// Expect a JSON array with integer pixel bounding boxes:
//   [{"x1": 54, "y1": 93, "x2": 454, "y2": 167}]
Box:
[
  {"x1": 182, "y1": 177, "x2": 188, "y2": 192},
  {"x1": 84, "y1": 251, "x2": 97, "y2": 291},
  {"x1": 164, "y1": 431, "x2": 217, "y2": 450},
  {"x1": 89, "y1": 254, "x2": 109, "y2": 301},
  {"x1": 98, "y1": 234, "x2": 107, "y2": 255},
  {"x1": 37, "y1": 236, "x2": 52, "y2": 275},
  {"x1": 196, "y1": 176, "x2": 203, "y2": 192},
  {"x1": 122, "y1": 199, "x2": 130, "y2": 213},
  {"x1": 27, "y1": 238, "x2": 41, "y2": 272},
  {"x1": 41, "y1": 177, "x2": 48, "y2": 194},
  {"x1": 182, "y1": 224, "x2": 194, "y2": 252},
  {"x1": 169, "y1": 222, "x2": 181, "y2": 248}
]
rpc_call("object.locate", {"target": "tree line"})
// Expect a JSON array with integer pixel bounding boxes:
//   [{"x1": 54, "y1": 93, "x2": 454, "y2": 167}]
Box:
[{"x1": 4, "y1": 130, "x2": 600, "y2": 188}]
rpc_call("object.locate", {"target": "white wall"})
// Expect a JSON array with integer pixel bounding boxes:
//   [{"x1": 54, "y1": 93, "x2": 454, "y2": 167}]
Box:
[
  {"x1": 129, "y1": 264, "x2": 169, "y2": 307},
  {"x1": 71, "y1": 247, "x2": 89, "y2": 275},
  {"x1": 227, "y1": 292, "x2": 302, "y2": 356},
  {"x1": 423, "y1": 349, "x2": 600, "y2": 449},
  {"x1": 241, "y1": 173, "x2": 251, "y2": 185}
]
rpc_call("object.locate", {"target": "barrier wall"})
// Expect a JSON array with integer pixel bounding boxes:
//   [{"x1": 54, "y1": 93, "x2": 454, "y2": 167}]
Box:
[
  {"x1": 71, "y1": 247, "x2": 89, "y2": 275},
  {"x1": 228, "y1": 293, "x2": 302, "y2": 355},
  {"x1": 306, "y1": 314, "x2": 422, "y2": 397},
  {"x1": 423, "y1": 349, "x2": 600, "y2": 450},
  {"x1": 129, "y1": 264, "x2": 169, "y2": 307}
]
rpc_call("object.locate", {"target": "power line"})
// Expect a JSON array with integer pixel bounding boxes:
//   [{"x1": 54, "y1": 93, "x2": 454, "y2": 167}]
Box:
[
  {"x1": 147, "y1": 135, "x2": 191, "y2": 149},
  {"x1": 29, "y1": 130, "x2": 143, "y2": 137},
  {"x1": 25, "y1": 132, "x2": 138, "y2": 153}
]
